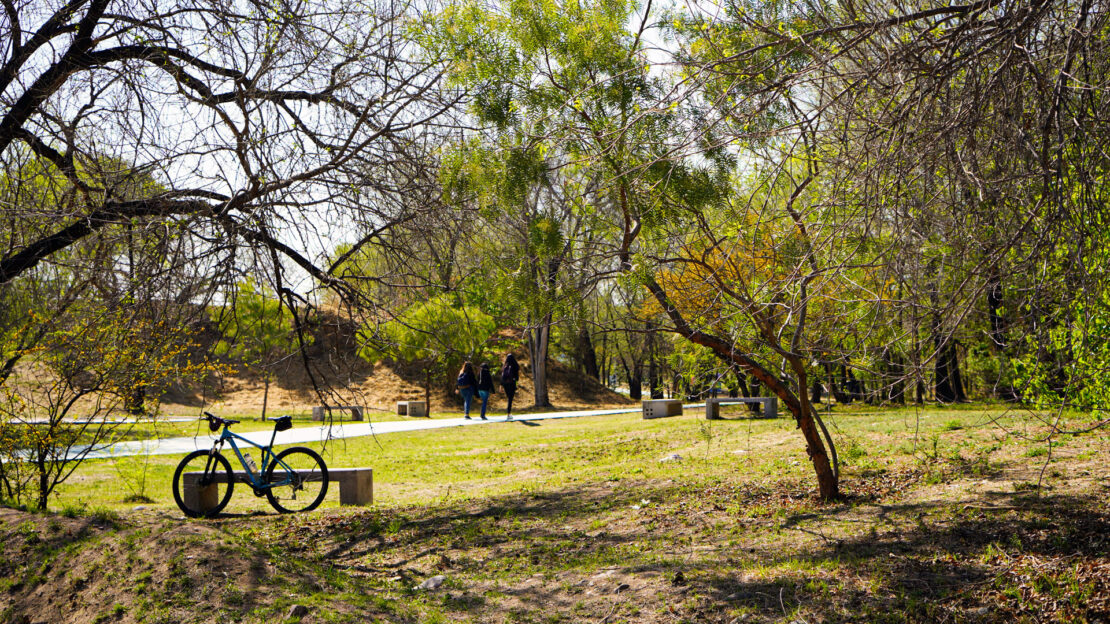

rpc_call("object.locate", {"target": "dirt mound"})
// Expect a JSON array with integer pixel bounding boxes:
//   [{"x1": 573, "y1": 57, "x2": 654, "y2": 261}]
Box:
[
  {"x1": 164, "y1": 320, "x2": 632, "y2": 416},
  {"x1": 0, "y1": 507, "x2": 368, "y2": 624},
  {"x1": 6, "y1": 305, "x2": 630, "y2": 417}
]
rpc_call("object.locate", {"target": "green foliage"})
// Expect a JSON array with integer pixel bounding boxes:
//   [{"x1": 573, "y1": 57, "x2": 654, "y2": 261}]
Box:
[
  {"x1": 212, "y1": 279, "x2": 306, "y2": 374},
  {"x1": 0, "y1": 298, "x2": 214, "y2": 509},
  {"x1": 1011, "y1": 292, "x2": 1110, "y2": 413},
  {"x1": 358, "y1": 294, "x2": 499, "y2": 383}
]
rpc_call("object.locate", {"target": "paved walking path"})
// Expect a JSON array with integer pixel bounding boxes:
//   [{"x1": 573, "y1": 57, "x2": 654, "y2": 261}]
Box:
[
  {"x1": 83, "y1": 405, "x2": 666, "y2": 459},
  {"x1": 25, "y1": 417, "x2": 199, "y2": 425}
]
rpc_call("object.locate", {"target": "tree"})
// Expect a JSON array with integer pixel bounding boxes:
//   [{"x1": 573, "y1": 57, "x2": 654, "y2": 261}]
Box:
[
  {"x1": 594, "y1": 0, "x2": 1110, "y2": 500},
  {"x1": 427, "y1": 0, "x2": 667, "y2": 407},
  {"x1": 0, "y1": 0, "x2": 458, "y2": 327},
  {"x1": 0, "y1": 0, "x2": 467, "y2": 427},
  {"x1": 212, "y1": 279, "x2": 307, "y2": 421},
  {"x1": 0, "y1": 301, "x2": 214, "y2": 509},
  {"x1": 357, "y1": 294, "x2": 498, "y2": 416}
]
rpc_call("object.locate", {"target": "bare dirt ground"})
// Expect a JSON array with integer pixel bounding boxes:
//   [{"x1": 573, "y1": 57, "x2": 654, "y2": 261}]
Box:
[{"x1": 161, "y1": 350, "x2": 633, "y2": 418}]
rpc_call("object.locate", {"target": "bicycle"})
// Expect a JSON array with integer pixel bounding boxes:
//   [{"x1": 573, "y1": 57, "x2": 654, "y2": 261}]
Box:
[{"x1": 172, "y1": 411, "x2": 329, "y2": 518}]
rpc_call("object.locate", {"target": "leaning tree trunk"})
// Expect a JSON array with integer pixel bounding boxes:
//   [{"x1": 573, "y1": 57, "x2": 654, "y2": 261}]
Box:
[{"x1": 644, "y1": 278, "x2": 838, "y2": 500}]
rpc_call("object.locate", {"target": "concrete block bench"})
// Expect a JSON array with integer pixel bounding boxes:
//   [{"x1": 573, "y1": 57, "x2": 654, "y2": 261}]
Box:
[
  {"x1": 311, "y1": 405, "x2": 364, "y2": 421},
  {"x1": 183, "y1": 467, "x2": 373, "y2": 509},
  {"x1": 642, "y1": 399, "x2": 683, "y2": 419},
  {"x1": 396, "y1": 400, "x2": 427, "y2": 417},
  {"x1": 705, "y1": 397, "x2": 778, "y2": 420}
]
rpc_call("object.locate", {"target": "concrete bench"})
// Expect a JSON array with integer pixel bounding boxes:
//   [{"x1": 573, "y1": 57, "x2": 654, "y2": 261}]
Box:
[
  {"x1": 705, "y1": 396, "x2": 778, "y2": 420},
  {"x1": 183, "y1": 467, "x2": 373, "y2": 510},
  {"x1": 642, "y1": 399, "x2": 683, "y2": 419},
  {"x1": 311, "y1": 405, "x2": 364, "y2": 421},
  {"x1": 396, "y1": 400, "x2": 427, "y2": 417}
]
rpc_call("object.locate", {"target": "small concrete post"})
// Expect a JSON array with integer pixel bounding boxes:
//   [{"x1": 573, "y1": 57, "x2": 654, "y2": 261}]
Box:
[
  {"x1": 336, "y1": 469, "x2": 374, "y2": 505},
  {"x1": 183, "y1": 474, "x2": 219, "y2": 513}
]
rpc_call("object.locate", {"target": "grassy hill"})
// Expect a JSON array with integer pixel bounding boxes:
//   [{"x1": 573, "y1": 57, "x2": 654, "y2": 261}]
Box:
[{"x1": 2, "y1": 403, "x2": 1108, "y2": 623}]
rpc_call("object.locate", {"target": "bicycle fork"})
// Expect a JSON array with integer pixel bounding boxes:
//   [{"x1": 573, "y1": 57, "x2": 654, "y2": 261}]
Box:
[{"x1": 200, "y1": 439, "x2": 230, "y2": 487}]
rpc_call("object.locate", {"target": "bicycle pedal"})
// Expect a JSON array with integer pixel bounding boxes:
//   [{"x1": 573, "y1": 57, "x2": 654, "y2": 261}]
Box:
[{"x1": 251, "y1": 488, "x2": 266, "y2": 498}]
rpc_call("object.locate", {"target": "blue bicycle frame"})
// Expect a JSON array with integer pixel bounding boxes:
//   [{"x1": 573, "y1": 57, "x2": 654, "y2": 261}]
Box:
[{"x1": 211, "y1": 425, "x2": 295, "y2": 490}]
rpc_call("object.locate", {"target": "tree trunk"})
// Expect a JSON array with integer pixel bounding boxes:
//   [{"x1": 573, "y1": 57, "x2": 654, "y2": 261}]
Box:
[
  {"x1": 527, "y1": 315, "x2": 552, "y2": 408},
  {"x1": 829, "y1": 364, "x2": 850, "y2": 404},
  {"x1": 887, "y1": 350, "x2": 906, "y2": 404},
  {"x1": 935, "y1": 339, "x2": 966, "y2": 403},
  {"x1": 644, "y1": 277, "x2": 838, "y2": 500},
  {"x1": 628, "y1": 360, "x2": 642, "y2": 401},
  {"x1": 598, "y1": 332, "x2": 608, "y2": 383},
  {"x1": 36, "y1": 453, "x2": 48, "y2": 511},
  {"x1": 577, "y1": 327, "x2": 600, "y2": 380},
  {"x1": 839, "y1": 364, "x2": 855, "y2": 404},
  {"x1": 261, "y1": 375, "x2": 270, "y2": 421},
  {"x1": 425, "y1": 368, "x2": 432, "y2": 418},
  {"x1": 734, "y1": 370, "x2": 760, "y2": 413},
  {"x1": 810, "y1": 378, "x2": 823, "y2": 404},
  {"x1": 648, "y1": 350, "x2": 662, "y2": 399},
  {"x1": 987, "y1": 271, "x2": 1006, "y2": 351},
  {"x1": 912, "y1": 331, "x2": 926, "y2": 403}
]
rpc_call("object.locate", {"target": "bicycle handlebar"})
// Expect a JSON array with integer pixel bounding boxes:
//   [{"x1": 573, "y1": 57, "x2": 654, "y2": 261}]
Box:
[{"x1": 202, "y1": 411, "x2": 240, "y2": 431}]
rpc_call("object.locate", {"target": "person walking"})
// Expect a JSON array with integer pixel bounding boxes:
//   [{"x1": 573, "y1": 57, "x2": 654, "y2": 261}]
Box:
[
  {"x1": 476, "y1": 362, "x2": 495, "y2": 420},
  {"x1": 456, "y1": 361, "x2": 478, "y2": 419},
  {"x1": 500, "y1": 353, "x2": 520, "y2": 420}
]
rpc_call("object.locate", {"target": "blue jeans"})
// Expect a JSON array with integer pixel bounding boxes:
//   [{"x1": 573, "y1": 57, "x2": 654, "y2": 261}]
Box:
[
  {"x1": 460, "y1": 387, "x2": 474, "y2": 416},
  {"x1": 478, "y1": 390, "x2": 491, "y2": 418}
]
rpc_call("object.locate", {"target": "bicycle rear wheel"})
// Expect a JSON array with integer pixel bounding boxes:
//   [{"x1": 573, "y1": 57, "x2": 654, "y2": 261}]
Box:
[
  {"x1": 264, "y1": 447, "x2": 329, "y2": 513},
  {"x1": 172, "y1": 450, "x2": 234, "y2": 518}
]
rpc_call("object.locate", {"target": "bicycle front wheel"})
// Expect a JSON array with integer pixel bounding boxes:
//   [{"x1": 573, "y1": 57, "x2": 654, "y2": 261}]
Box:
[
  {"x1": 264, "y1": 447, "x2": 329, "y2": 513},
  {"x1": 172, "y1": 450, "x2": 234, "y2": 518}
]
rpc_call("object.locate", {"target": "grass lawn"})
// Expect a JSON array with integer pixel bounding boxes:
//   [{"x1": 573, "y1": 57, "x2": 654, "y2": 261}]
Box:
[
  {"x1": 53, "y1": 401, "x2": 1070, "y2": 512},
  {"x1": 3, "y1": 402, "x2": 1108, "y2": 623}
]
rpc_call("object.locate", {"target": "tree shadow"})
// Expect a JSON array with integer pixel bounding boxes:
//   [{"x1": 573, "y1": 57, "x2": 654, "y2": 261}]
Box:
[
  {"x1": 689, "y1": 490, "x2": 1110, "y2": 621},
  {"x1": 266, "y1": 476, "x2": 1110, "y2": 622}
]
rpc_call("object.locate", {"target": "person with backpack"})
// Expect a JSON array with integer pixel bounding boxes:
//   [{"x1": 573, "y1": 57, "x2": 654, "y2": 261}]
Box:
[
  {"x1": 456, "y1": 361, "x2": 478, "y2": 419},
  {"x1": 500, "y1": 353, "x2": 520, "y2": 420},
  {"x1": 476, "y1": 362, "x2": 495, "y2": 420}
]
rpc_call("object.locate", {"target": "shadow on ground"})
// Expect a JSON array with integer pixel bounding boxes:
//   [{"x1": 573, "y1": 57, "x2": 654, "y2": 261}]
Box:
[{"x1": 260, "y1": 472, "x2": 1110, "y2": 623}]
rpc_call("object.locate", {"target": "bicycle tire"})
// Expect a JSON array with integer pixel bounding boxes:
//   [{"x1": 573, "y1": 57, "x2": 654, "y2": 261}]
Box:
[
  {"x1": 172, "y1": 450, "x2": 234, "y2": 518},
  {"x1": 264, "y1": 447, "x2": 329, "y2": 514}
]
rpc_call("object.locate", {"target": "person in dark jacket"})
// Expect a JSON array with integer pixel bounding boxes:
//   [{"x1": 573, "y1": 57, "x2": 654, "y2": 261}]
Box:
[
  {"x1": 476, "y1": 362, "x2": 495, "y2": 420},
  {"x1": 456, "y1": 361, "x2": 478, "y2": 419},
  {"x1": 500, "y1": 353, "x2": 520, "y2": 420}
]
